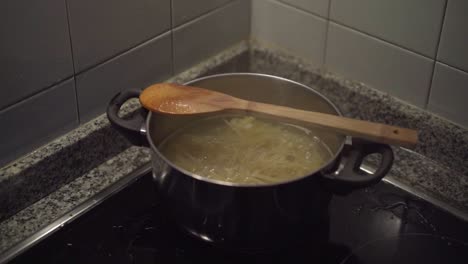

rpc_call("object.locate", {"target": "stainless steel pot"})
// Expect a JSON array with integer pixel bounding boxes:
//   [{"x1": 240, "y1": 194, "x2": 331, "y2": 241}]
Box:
[{"x1": 107, "y1": 73, "x2": 393, "y2": 249}]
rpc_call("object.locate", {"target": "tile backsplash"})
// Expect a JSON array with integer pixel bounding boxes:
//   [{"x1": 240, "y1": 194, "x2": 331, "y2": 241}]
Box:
[
  {"x1": 329, "y1": 0, "x2": 445, "y2": 58},
  {"x1": 172, "y1": 0, "x2": 232, "y2": 26},
  {"x1": 173, "y1": 0, "x2": 250, "y2": 73},
  {"x1": 278, "y1": 0, "x2": 329, "y2": 17},
  {"x1": 0, "y1": 79, "x2": 78, "y2": 168},
  {"x1": 429, "y1": 63, "x2": 468, "y2": 126},
  {"x1": 251, "y1": 0, "x2": 327, "y2": 67},
  {"x1": 0, "y1": 0, "x2": 74, "y2": 110},
  {"x1": 66, "y1": 0, "x2": 171, "y2": 73},
  {"x1": 0, "y1": 0, "x2": 249, "y2": 167},
  {"x1": 251, "y1": 0, "x2": 468, "y2": 128},
  {"x1": 326, "y1": 23, "x2": 433, "y2": 108},
  {"x1": 437, "y1": 0, "x2": 468, "y2": 72},
  {"x1": 75, "y1": 32, "x2": 173, "y2": 122}
]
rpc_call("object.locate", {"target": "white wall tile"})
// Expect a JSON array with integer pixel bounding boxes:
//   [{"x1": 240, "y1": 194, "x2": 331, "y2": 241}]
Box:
[
  {"x1": 428, "y1": 62, "x2": 468, "y2": 128},
  {"x1": 251, "y1": 0, "x2": 327, "y2": 67},
  {"x1": 437, "y1": 0, "x2": 468, "y2": 72},
  {"x1": 68, "y1": 0, "x2": 170, "y2": 72},
  {"x1": 173, "y1": 0, "x2": 250, "y2": 73},
  {"x1": 0, "y1": 79, "x2": 78, "y2": 167},
  {"x1": 330, "y1": 0, "x2": 446, "y2": 58},
  {"x1": 76, "y1": 32, "x2": 173, "y2": 122},
  {"x1": 172, "y1": 0, "x2": 233, "y2": 26},
  {"x1": 326, "y1": 23, "x2": 433, "y2": 107},
  {"x1": 0, "y1": 0, "x2": 73, "y2": 110},
  {"x1": 278, "y1": 0, "x2": 329, "y2": 17}
]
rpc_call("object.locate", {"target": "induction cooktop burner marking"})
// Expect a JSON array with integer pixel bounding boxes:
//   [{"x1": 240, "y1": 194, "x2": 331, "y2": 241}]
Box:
[
  {"x1": 371, "y1": 198, "x2": 438, "y2": 233},
  {"x1": 340, "y1": 233, "x2": 468, "y2": 264}
]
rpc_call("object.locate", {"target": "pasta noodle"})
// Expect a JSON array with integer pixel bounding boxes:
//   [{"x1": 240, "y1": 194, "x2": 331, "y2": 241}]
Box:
[{"x1": 160, "y1": 115, "x2": 333, "y2": 184}]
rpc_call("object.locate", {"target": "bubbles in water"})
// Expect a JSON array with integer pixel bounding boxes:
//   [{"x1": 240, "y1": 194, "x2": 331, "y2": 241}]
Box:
[{"x1": 353, "y1": 205, "x2": 363, "y2": 215}]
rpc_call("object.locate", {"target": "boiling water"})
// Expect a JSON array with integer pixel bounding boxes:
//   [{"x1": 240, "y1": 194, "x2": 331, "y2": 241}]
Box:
[{"x1": 159, "y1": 115, "x2": 333, "y2": 185}]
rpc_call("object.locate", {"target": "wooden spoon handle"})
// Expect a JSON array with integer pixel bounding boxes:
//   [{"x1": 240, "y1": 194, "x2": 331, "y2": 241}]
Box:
[{"x1": 245, "y1": 101, "x2": 418, "y2": 148}]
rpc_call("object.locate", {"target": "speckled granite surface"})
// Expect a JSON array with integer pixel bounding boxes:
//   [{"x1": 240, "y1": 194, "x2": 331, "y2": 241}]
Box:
[
  {"x1": 0, "y1": 117, "x2": 131, "y2": 222},
  {"x1": 0, "y1": 147, "x2": 150, "y2": 253},
  {"x1": 388, "y1": 147, "x2": 468, "y2": 212},
  {"x1": 1, "y1": 39, "x2": 468, "y2": 257}
]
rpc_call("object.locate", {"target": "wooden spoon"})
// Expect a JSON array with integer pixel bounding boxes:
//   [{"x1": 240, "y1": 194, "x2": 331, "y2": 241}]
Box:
[{"x1": 140, "y1": 83, "x2": 418, "y2": 148}]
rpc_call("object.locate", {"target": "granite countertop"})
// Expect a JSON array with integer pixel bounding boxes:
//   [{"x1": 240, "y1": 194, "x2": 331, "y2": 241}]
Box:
[{"x1": 1, "y1": 40, "x2": 467, "y2": 257}]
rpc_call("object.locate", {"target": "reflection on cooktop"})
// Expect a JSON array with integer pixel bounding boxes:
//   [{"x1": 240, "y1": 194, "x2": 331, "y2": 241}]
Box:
[
  {"x1": 342, "y1": 233, "x2": 468, "y2": 264},
  {"x1": 10, "y1": 173, "x2": 468, "y2": 264}
]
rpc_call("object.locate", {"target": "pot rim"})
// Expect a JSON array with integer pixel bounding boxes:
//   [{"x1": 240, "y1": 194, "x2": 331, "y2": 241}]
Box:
[{"x1": 146, "y1": 72, "x2": 346, "y2": 188}]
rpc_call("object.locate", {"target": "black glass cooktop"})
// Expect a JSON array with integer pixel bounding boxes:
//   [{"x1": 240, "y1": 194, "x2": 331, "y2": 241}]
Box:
[{"x1": 9, "y1": 171, "x2": 468, "y2": 264}]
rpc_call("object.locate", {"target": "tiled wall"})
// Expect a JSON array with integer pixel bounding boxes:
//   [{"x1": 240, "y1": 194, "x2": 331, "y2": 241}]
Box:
[
  {"x1": 251, "y1": 0, "x2": 468, "y2": 128},
  {"x1": 0, "y1": 0, "x2": 250, "y2": 167}
]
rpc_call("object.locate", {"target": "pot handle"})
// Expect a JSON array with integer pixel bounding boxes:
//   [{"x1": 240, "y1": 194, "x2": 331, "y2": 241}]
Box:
[
  {"x1": 106, "y1": 89, "x2": 148, "y2": 146},
  {"x1": 323, "y1": 139, "x2": 394, "y2": 189}
]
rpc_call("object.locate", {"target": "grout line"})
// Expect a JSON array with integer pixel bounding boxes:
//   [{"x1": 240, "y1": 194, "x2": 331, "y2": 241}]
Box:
[
  {"x1": 1, "y1": 1, "x2": 233, "y2": 113},
  {"x1": 272, "y1": 0, "x2": 328, "y2": 20},
  {"x1": 64, "y1": 0, "x2": 80, "y2": 123},
  {"x1": 426, "y1": 64, "x2": 437, "y2": 110},
  {"x1": 425, "y1": 0, "x2": 449, "y2": 109},
  {"x1": 0, "y1": 32, "x2": 173, "y2": 113},
  {"x1": 436, "y1": 60, "x2": 468, "y2": 74},
  {"x1": 247, "y1": 0, "x2": 253, "y2": 39},
  {"x1": 330, "y1": 18, "x2": 468, "y2": 75},
  {"x1": 75, "y1": 0, "x2": 237, "y2": 76},
  {"x1": 330, "y1": 19, "x2": 434, "y2": 61},
  {"x1": 170, "y1": 0, "x2": 175, "y2": 76},
  {"x1": 322, "y1": 0, "x2": 333, "y2": 70},
  {"x1": 0, "y1": 1, "x2": 79, "y2": 114},
  {"x1": 74, "y1": 30, "x2": 170, "y2": 76},
  {"x1": 172, "y1": 0, "x2": 237, "y2": 31},
  {"x1": 0, "y1": 77, "x2": 75, "y2": 114},
  {"x1": 265, "y1": 0, "x2": 468, "y2": 79},
  {"x1": 171, "y1": 0, "x2": 239, "y2": 74}
]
